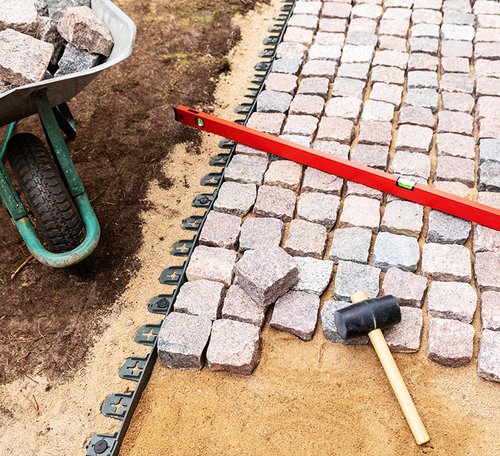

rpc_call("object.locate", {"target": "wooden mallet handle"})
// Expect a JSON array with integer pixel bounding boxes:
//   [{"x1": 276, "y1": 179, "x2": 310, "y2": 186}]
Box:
[{"x1": 351, "y1": 292, "x2": 430, "y2": 445}]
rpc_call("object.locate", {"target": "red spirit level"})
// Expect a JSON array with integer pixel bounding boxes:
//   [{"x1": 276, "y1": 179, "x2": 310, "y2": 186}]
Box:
[{"x1": 174, "y1": 104, "x2": 500, "y2": 231}]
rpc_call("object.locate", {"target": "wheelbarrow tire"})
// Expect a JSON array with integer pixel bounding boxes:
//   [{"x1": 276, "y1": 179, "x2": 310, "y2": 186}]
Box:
[{"x1": 6, "y1": 133, "x2": 93, "y2": 274}]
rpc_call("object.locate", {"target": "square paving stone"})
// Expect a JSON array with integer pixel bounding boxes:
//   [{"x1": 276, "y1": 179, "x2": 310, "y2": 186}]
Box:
[
  {"x1": 407, "y1": 70, "x2": 438, "y2": 90},
  {"x1": 186, "y1": 245, "x2": 238, "y2": 287},
  {"x1": 292, "y1": 257, "x2": 334, "y2": 295},
  {"x1": 315, "y1": 32, "x2": 346, "y2": 46},
  {"x1": 439, "y1": 73, "x2": 474, "y2": 94},
  {"x1": 441, "y1": 56, "x2": 470, "y2": 74},
  {"x1": 479, "y1": 139, "x2": 500, "y2": 164},
  {"x1": 352, "y1": 3, "x2": 383, "y2": 20},
  {"x1": 316, "y1": 116, "x2": 355, "y2": 144},
  {"x1": 358, "y1": 121, "x2": 393, "y2": 146},
  {"x1": 475, "y1": 251, "x2": 500, "y2": 293},
  {"x1": 474, "y1": 1, "x2": 500, "y2": 14},
  {"x1": 371, "y1": 65, "x2": 405, "y2": 85},
  {"x1": 174, "y1": 279, "x2": 225, "y2": 320},
  {"x1": 408, "y1": 53, "x2": 439, "y2": 71},
  {"x1": 443, "y1": 0, "x2": 471, "y2": 12},
  {"x1": 421, "y1": 243, "x2": 472, "y2": 282},
  {"x1": 272, "y1": 58, "x2": 304, "y2": 76},
  {"x1": 346, "y1": 181, "x2": 384, "y2": 202},
  {"x1": 207, "y1": 319, "x2": 261, "y2": 375},
  {"x1": 234, "y1": 246, "x2": 299, "y2": 307},
  {"x1": 372, "y1": 50, "x2": 409, "y2": 69},
  {"x1": 224, "y1": 154, "x2": 269, "y2": 186},
  {"x1": 325, "y1": 96, "x2": 363, "y2": 122},
  {"x1": 247, "y1": 112, "x2": 285, "y2": 135},
  {"x1": 378, "y1": 35, "x2": 407, "y2": 52},
  {"x1": 331, "y1": 77, "x2": 367, "y2": 99},
  {"x1": 480, "y1": 291, "x2": 500, "y2": 331},
  {"x1": 319, "y1": 18, "x2": 348, "y2": 33},
  {"x1": 477, "y1": 77, "x2": 500, "y2": 97},
  {"x1": 476, "y1": 14, "x2": 500, "y2": 29},
  {"x1": 479, "y1": 161, "x2": 500, "y2": 192},
  {"x1": 408, "y1": 37, "x2": 439, "y2": 55},
  {"x1": 369, "y1": 82, "x2": 403, "y2": 107},
  {"x1": 389, "y1": 150, "x2": 431, "y2": 179},
  {"x1": 309, "y1": 44, "x2": 342, "y2": 61},
  {"x1": 412, "y1": 8, "x2": 442, "y2": 25},
  {"x1": 290, "y1": 94, "x2": 325, "y2": 117},
  {"x1": 441, "y1": 39, "x2": 472, "y2": 58},
  {"x1": 434, "y1": 156, "x2": 475, "y2": 187},
  {"x1": 426, "y1": 210, "x2": 471, "y2": 245},
  {"x1": 297, "y1": 192, "x2": 341, "y2": 231},
  {"x1": 361, "y1": 100, "x2": 395, "y2": 122},
  {"x1": 288, "y1": 14, "x2": 319, "y2": 30},
  {"x1": 345, "y1": 32, "x2": 378, "y2": 47},
  {"x1": 478, "y1": 118, "x2": 500, "y2": 142},
  {"x1": 382, "y1": 7, "x2": 412, "y2": 21},
  {"x1": 476, "y1": 96, "x2": 500, "y2": 122},
  {"x1": 373, "y1": 232, "x2": 420, "y2": 272},
  {"x1": 437, "y1": 110, "x2": 473, "y2": 136},
  {"x1": 235, "y1": 143, "x2": 269, "y2": 159},
  {"x1": 270, "y1": 290, "x2": 320, "y2": 341},
  {"x1": 427, "y1": 318, "x2": 474, "y2": 367},
  {"x1": 284, "y1": 219, "x2": 328, "y2": 259},
  {"x1": 441, "y1": 92, "x2": 474, "y2": 113},
  {"x1": 473, "y1": 224, "x2": 500, "y2": 254},
  {"x1": 283, "y1": 27, "x2": 314, "y2": 45},
  {"x1": 339, "y1": 195, "x2": 381, "y2": 232},
  {"x1": 395, "y1": 124, "x2": 434, "y2": 153},
  {"x1": 405, "y1": 88, "x2": 439, "y2": 113},
  {"x1": 382, "y1": 267, "x2": 429, "y2": 308},
  {"x1": 478, "y1": 329, "x2": 500, "y2": 383},
  {"x1": 384, "y1": 306, "x2": 424, "y2": 353},
  {"x1": 398, "y1": 106, "x2": 436, "y2": 128},
  {"x1": 328, "y1": 226, "x2": 372, "y2": 264},
  {"x1": 334, "y1": 260, "x2": 381, "y2": 301},
  {"x1": 297, "y1": 77, "x2": 329, "y2": 99},
  {"x1": 378, "y1": 18, "x2": 410, "y2": 37},
  {"x1": 214, "y1": 181, "x2": 257, "y2": 217},
  {"x1": 322, "y1": 2, "x2": 353, "y2": 18},
  {"x1": 350, "y1": 144, "x2": 389, "y2": 170},
  {"x1": 263, "y1": 159, "x2": 303, "y2": 193},
  {"x1": 411, "y1": 23, "x2": 440, "y2": 38},
  {"x1": 380, "y1": 200, "x2": 424, "y2": 238},
  {"x1": 158, "y1": 312, "x2": 212, "y2": 371},
  {"x1": 221, "y1": 285, "x2": 268, "y2": 328},
  {"x1": 321, "y1": 299, "x2": 370, "y2": 344},
  {"x1": 239, "y1": 217, "x2": 284, "y2": 252},
  {"x1": 257, "y1": 90, "x2": 293, "y2": 113},
  {"x1": 443, "y1": 9, "x2": 473, "y2": 26},
  {"x1": 301, "y1": 167, "x2": 344, "y2": 195},
  {"x1": 336, "y1": 62, "x2": 371, "y2": 81},
  {"x1": 348, "y1": 18, "x2": 378, "y2": 35},
  {"x1": 283, "y1": 114, "x2": 319, "y2": 136},
  {"x1": 478, "y1": 191, "x2": 500, "y2": 209},
  {"x1": 436, "y1": 133, "x2": 475, "y2": 159},
  {"x1": 253, "y1": 185, "x2": 296, "y2": 222},
  {"x1": 427, "y1": 281, "x2": 477, "y2": 323},
  {"x1": 440, "y1": 24, "x2": 474, "y2": 41},
  {"x1": 199, "y1": 211, "x2": 242, "y2": 250},
  {"x1": 293, "y1": 1, "x2": 322, "y2": 15},
  {"x1": 301, "y1": 60, "x2": 338, "y2": 81},
  {"x1": 341, "y1": 44, "x2": 375, "y2": 64},
  {"x1": 276, "y1": 42, "x2": 308, "y2": 60}
]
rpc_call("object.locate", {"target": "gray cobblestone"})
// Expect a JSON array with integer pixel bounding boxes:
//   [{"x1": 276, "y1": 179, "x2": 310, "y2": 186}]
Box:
[
  {"x1": 427, "y1": 281, "x2": 477, "y2": 323},
  {"x1": 384, "y1": 306, "x2": 424, "y2": 353},
  {"x1": 309, "y1": 44, "x2": 341, "y2": 61},
  {"x1": 408, "y1": 37, "x2": 439, "y2": 55},
  {"x1": 358, "y1": 120, "x2": 393, "y2": 146},
  {"x1": 253, "y1": 185, "x2": 296, "y2": 222},
  {"x1": 382, "y1": 267, "x2": 429, "y2": 308},
  {"x1": 441, "y1": 39, "x2": 472, "y2": 58},
  {"x1": 289, "y1": 94, "x2": 325, "y2": 118},
  {"x1": 421, "y1": 243, "x2": 472, "y2": 282},
  {"x1": 331, "y1": 77, "x2": 367, "y2": 99},
  {"x1": 334, "y1": 260, "x2": 381, "y2": 301},
  {"x1": 174, "y1": 279, "x2": 225, "y2": 320},
  {"x1": 427, "y1": 318, "x2": 474, "y2": 367},
  {"x1": 398, "y1": 106, "x2": 436, "y2": 128},
  {"x1": 321, "y1": 300, "x2": 370, "y2": 344},
  {"x1": 345, "y1": 32, "x2": 378, "y2": 47},
  {"x1": 328, "y1": 226, "x2": 372, "y2": 264},
  {"x1": 479, "y1": 139, "x2": 500, "y2": 165},
  {"x1": 341, "y1": 44, "x2": 375, "y2": 64},
  {"x1": 214, "y1": 181, "x2": 257, "y2": 217},
  {"x1": 317, "y1": 116, "x2": 355, "y2": 144},
  {"x1": 478, "y1": 329, "x2": 500, "y2": 383},
  {"x1": 426, "y1": 210, "x2": 471, "y2": 244},
  {"x1": 408, "y1": 53, "x2": 439, "y2": 71},
  {"x1": 379, "y1": 35, "x2": 407, "y2": 52},
  {"x1": 477, "y1": 162, "x2": 500, "y2": 191},
  {"x1": 222, "y1": 285, "x2": 268, "y2": 328},
  {"x1": 473, "y1": 224, "x2": 500, "y2": 254},
  {"x1": 239, "y1": 217, "x2": 284, "y2": 252},
  {"x1": 292, "y1": 257, "x2": 334, "y2": 295},
  {"x1": 315, "y1": 32, "x2": 345, "y2": 46},
  {"x1": 476, "y1": 14, "x2": 500, "y2": 29},
  {"x1": 405, "y1": 88, "x2": 439, "y2": 113},
  {"x1": 395, "y1": 124, "x2": 434, "y2": 153},
  {"x1": 284, "y1": 219, "x2": 328, "y2": 259},
  {"x1": 225, "y1": 154, "x2": 269, "y2": 187},
  {"x1": 389, "y1": 150, "x2": 431, "y2": 179},
  {"x1": 362, "y1": 100, "x2": 395, "y2": 122},
  {"x1": 443, "y1": 9, "x2": 473, "y2": 25},
  {"x1": 283, "y1": 114, "x2": 319, "y2": 136},
  {"x1": 297, "y1": 192, "x2": 340, "y2": 230},
  {"x1": 257, "y1": 90, "x2": 293, "y2": 113},
  {"x1": 339, "y1": 195, "x2": 381, "y2": 232},
  {"x1": 381, "y1": 200, "x2": 424, "y2": 238},
  {"x1": 440, "y1": 24, "x2": 474, "y2": 41},
  {"x1": 337, "y1": 62, "x2": 371, "y2": 81},
  {"x1": 352, "y1": 3, "x2": 383, "y2": 20},
  {"x1": 276, "y1": 42, "x2": 308, "y2": 60},
  {"x1": 411, "y1": 23, "x2": 440, "y2": 39},
  {"x1": 373, "y1": 232, "x2": 420, "y2": 272},
  {"x1": 272, "y1": 58, "x2": 303, "y2": 75},
  {"x1": 297, "y1": 77, "x2": 329, "y2": 99},
  {"x1": 407, "y1": 70, "x2": 438, "y2": 89}
]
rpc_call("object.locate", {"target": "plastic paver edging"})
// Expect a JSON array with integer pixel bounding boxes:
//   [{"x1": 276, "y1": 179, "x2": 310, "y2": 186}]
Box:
[{"x1": 85, "y1": 1, "x2": 296, "y2": 454}]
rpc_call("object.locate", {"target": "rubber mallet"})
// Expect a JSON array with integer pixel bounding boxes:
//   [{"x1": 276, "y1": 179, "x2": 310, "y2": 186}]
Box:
[{"x1": 334, "y1": 291, "x2": 430, "y2": 445}]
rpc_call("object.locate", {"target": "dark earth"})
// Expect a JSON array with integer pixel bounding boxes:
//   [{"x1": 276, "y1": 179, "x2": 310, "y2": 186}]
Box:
[{"x1": 0, "y1": 0, "x2": 264, "y2": 385}]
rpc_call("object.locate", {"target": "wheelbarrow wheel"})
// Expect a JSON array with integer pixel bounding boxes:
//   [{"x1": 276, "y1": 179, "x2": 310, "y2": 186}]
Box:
[{"x1": 6, "y1": 133, "x2": 94, "y2": 274}]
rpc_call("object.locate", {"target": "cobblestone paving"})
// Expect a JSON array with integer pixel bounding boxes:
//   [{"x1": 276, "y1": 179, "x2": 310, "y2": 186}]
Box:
[{"x1": 159, "y1": 0, "x2": 500, "y2": 382}]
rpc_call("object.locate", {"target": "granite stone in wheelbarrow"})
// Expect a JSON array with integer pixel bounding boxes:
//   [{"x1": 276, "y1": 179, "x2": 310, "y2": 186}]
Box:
[
  {"x1": 174, "y1": 279, "x2": 225, "y2": 320},
  {"x1": 45, "y1": 0, "x2": 91, "y2": 21},
  {"x1": 291, "y1": 257, "x2": 334, "y2": 296},
  {"x1": 253, "y1": 185, "x2": 296, "y2": 222},
  {"x1": 421, "y1": 243, "x2": 471, "y2": 282},
  {"x1": 157, "y1": 312, "x2": 212, "y2": 371},
  {"x1": 284, "y1": 219, "x2": 328, "y2": 259},
  {"x1": 384, "y1": 306, "x2": 424, "y2": 353},
  {"x1": 57, "y1": 6, "x2": 114, "y2": 57},
  {"x1": 199, "y1": 210, "x2": 241, "y2": 250},
  {"x1": 373, "y1": 232, "x2": 420, "y2": 272},
  {"x1": 297, "y1": 192, "x2": 340, "y2": 231},
  {"x1": 206, "y1": 319, "x2": 261, "y2": 375},
  {"x1": 270, "y1": 290, "x2": 320, "y2": 341},
  {"x1": 333, "y1": 260, "x2": 381, "y2": 302},
  {"x1": 54, "y1": 43, "x2": 100, "y2": 77},
  {"x1": 238, "y1": 217, "x2": 284, "y2": 252},
  {"x1": 426, "y1": 210, "x2": 471, "y2": 245},
  {"x1": 224, "y1": 154, "x2": 268, "y2": 186},
  {"x1": 0, "y1": 29, "x2": 54, "y2": 86},
  {"x1": 234, "y1": 246, "x2": 299, "y2": 307},
  {"x1": 39, "y1": 16, "x2": 65, "y2": 66},
  {"x1": 427, "y1": 317, "x2": 474, "y2": 367},
  {"x1": 186, "y1": 245, "x2": 238, "y2": 287},
  {"x1": 328, "y1": 227, "x2": 372, "y2": 265},
  {"x1": 0, "y1": 0, "x2": 39, "y2": 38},
  {"x1": 213, "y1": 181, "x2": 256, "y2": 217},
  {"x1": 321, "y1": 300, "x2": 369, "y2": 345},
  {"x1": 221, "y1": 285, "x2": 268, "y2": 328},
  {"x1": 382, "y1": 267, "x2": 428, "y2": 308},
  {"x1": 478, "y1": 330, "x2": 500, "y2": 383}
]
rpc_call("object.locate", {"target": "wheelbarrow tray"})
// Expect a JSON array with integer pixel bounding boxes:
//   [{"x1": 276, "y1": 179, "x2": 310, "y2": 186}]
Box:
[{"x1": 0, "y1": 0, "x2": 136, "y2": 128}]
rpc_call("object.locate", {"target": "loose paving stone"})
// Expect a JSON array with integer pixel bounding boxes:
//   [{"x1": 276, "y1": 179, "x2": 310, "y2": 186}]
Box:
[
  {"x1": 174, "y1": 279, "x2": 225, "y2": 320},
  {"x1": 436, "y1": 133, "x2": 475, "y2": 159},
  {"x1": 476, "y1": 97, "x2": 500, "y2": 122},
  {"x1": 434, "y1": 156, "x2": 475, "y2": 187},
  {"x1": 475, "y1": 252, "x2": 500, "y2": 293},
  {"x1": 328, "y1": 226, "x2": 372, "y2": 264},
  {"x1": 234, "y1": 246, "x2": 299, "y2": 307},
  {"x1": 346, "y1": 181, "x2": 384, "y2": 202},
  {"x1": 440, "y1": 72, "x2": 474, "y2": 94},
  {"x1": 351, "y1": 3, "x2": 383, "y2": 20},
  {"x1": 382, "y1": 267, "x2": 428, "y2": 308},
  {"x1": 362, "y1": 100, "x2": 395, "y2": 122},
  {"x1": 426, "y1": 210, "x2": 471, "y2": 245},
  {"x1": 301, "y1": 60, "x2": 338, "y2": 81},
  {"x1": 348, "y1": 17, "x2": 378, "y2": 35},
  {"x1": 341, "y1": 45, "x2": 375, "y2": 64},
  {"x1": 373, "y1": 232, "x2": 420, "y2": 272},
  {"x1": 478, "y1": 330, "x2": 500, "y2": 383},
  {"x1": 316, "y1": 116, "x2": 355, "y2": 144},
  {"x1": 284, "y1": 219, "x2": 328, "y2": 259},
  {"x1": 199, "y1": 211, "x2": 241, "y2": 251},
  {"x1": 289, "y1": 94, "x2": 325, "y2": 118},
  {"x1": 345, "y1": 32, "x2": 378, "y2": 47},
  {"x1": 314, "y1": 140, "x2": 350, "y2": 159},
  {"x1": 288, "y1": 14, "x2": 319, "y2": 30},
  {"x1": 437, "y1": 110, "x2": 473, "y2": 136},
  {"x1": 319, "y1": 18, "x2": 348, "y2": 33},
  {"x1": 224, "y1": 154, "x2": 269, "y2": 187},
  {"x1": 158, "y1": 312, "x2": 212, "y2": 371},
  {"x1": 331, "y1": 77, "x2": 367, "y2": 99},
  {"x1": 283, "y1": 114, "x2": 319, "y2": 136},
  {"x1": 276, "y1": 42, "x2": 308, "y2": 60},
  {"x1": 378, "y1": 19, "x2": 410, "y2": 37},
  {"x1": 334, "y1": 260, "x2": 381, "y2": 301},
  {"x1": 213, "y1": 182, "x2": 257, "y2": 217},
  {"x1": 441, "y1": 39, "x2": 473, "y2": 58},
  {"x1": 54, "y1": 42, "x2": 100, "y2": 77},
  {"x1": 395, "y1": 124, "x2": 434, "y2": 153},
  {"x1": 186, "y1": 245, "x2": 238, "y2": 287},
  {"x1": 408, "y1": 37, "x2": 440, "y2": 55},
  {"x1": 293, "y1": 1, "x2": 322, "y2": 15},
  {"x1": 440, "y1": 24, "x2": 475, "y2": 41},
  {"x1": 292, "y1": 257, "x2": 334, "y2": 295},
  {"x1": 358, "y1": 121, "x2": 393, "y2": 146},
  {"x1": 297, "y1": 192, "x2": 340, "y2": 230},
  {"x1": 405, "y1": 88, "x2": 439, "y2": 113},
  {"x1": 239, "y1": 217, "x2": 284, "y2": 253},
  {"x1": 378, "y1": 35, "x2": 407, "y2": 52},
  {"x1": 477, "y1": 14, "x2": 500, "y2": 29},
  {"x1": 257, "y1": 90, "x2": 293, "y2": 113},
  {"x1": 315, "y1": 32, "x2": 346, "y2": 46},
  {"x1": 207, "y1": 319, "x2": 261, "y2": 375},
  {"x1": 411, "y1": 23, "x2": 440, "y2": 38},
  {"x1": 380, "y1": 200, "x2": 424, "y2": 238},
  {"x1": 389, "y1": 150, "x2": 431, "y2": 179},
  {"x1": 297, "y1": 77, "x2": 329, "y2": 99},
  {"x1": 235, "y1": 143, "x2": 269, "y2": 159},
  {"x1": 412, "y1": 8, "x2": 442, "y2": 25},
  {"x1": 443, "y1": 9, "x2": 473, "y2": 26},
  {"x1": 350, "y1": 144, "x2": 389, "y2": 170},
  {"x1": 441, "y1": 56, "x2": 470, "y2": 74},
  {"x1": 369, "y1": 82, "x2": 403, "y2": 107},
  {"x1": 325, "y1": 96, "x2": 363, "y2": 122},
  {"x1": 427, "y1": 318, "x2": 474, "y2": 367},
  {"x1": 479, "y1": 161, "x2": 500, "y2": 192},
  {"x1": 283, "y1": 27, "x2": 315, "y2": 45},
  {"x1": 478, "y1": 118, "x2": 500, "y2": 141},
  {"x1": 408, "y1": 53, "x2": 439, "y2": 71},
  {"x1": 321, "y1": 299, "x2": 370, "y2": 344},
  {"x1": 253, "y1": 185, "x2": 296, "y2": 222},
  {"x1": 322, "y1": 2, "x2": 352, "y2": 18},
  {"x1": 45, "y1": 0, "x2": 92, "y2": 21},
  {"x1": 272, "y1": 58, "x2": 304, "y2": 76},
  {"x1": 479, "y1": 139, "x2": 500, "y2": 164},
  {"x1": 372, "y1": 50, "x2": 409, "y2": 69},
  {"x1": 339, "y1": 195, "x2": 381, "y2": 232},
  {"x1": 481, "y1": 291, "x2": 500, "y2": 331},
  {"x1": 0, "y1": 0, "x2": 39, "y2": 38},
  {"x1": 246, "y1": 112, "x2": 285, "y2": 135},
  {"x1": 336, "y1": 62, "x2": 371, "y2": 81},
  {"x1": 398, "y1": 106, "x2": 436, "y2": 128},
  {"x1": 270, "y1": 291, "x2": 320, "y2": 341},
  {"x1": 222, "y1": 285, "x2": 267, "y2": 328},
  {"x1": 407, "y1": 71, "x2": 438, "y2": 90},
  {"x1": 421, "y1": 243, "x2": 472, "y2": 282},
  {"x1": 302, "y1": 167, "x2": 344, "y2": 195},
  {"x1": 371, "y1": 65, "x2": 406, "y2": 85},
  {"x1": 473, "y1": 224, "x2": 500, "y2": 254},
  {"x1": 441, "y1": 92, "x2": 474, "y2": 113},
  {"x1": 384, "y1": 306, "x2": 424, "y2": 353},
  {"x1": 427, "y1": 281, "x2": 477, "y2": 323}
]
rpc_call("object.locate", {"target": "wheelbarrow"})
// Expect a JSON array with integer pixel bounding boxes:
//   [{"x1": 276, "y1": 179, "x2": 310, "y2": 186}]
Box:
[{"x1": 0, "y1": 0, "x2": 136, "y2": 272}]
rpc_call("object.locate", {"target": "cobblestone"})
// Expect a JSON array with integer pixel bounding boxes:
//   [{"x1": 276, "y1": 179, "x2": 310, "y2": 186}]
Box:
[
  {"x1": 345, "y1": 33, "x2": 378, "y2": 47},
  {"x1": 283, "y1": 114, "x2": 319, "y2": 136},
  {"x1": 316, "y1": 116, "x2": 355, "y2": 144},
  {"x1": 325, "y1": 96, "x2": 363, "y2": 122},
  {"x1": 405, "y1": 88, "x2": 439, "y2": 113},
  {"x1": 480, "y1": 291, "x2": 500, "y2": 331},
  {"x1": 380, "y1": 200, "x2": 424, "y2": 238},
  {"x1": 328, "y1": 226, "x2": 372, "y2": 264},
  {"x1": 297, "y1": 192, "x2": 340, "y2": 230},
  {"x1": 427, "y1": 318, "x2": 474, "y2": 367},
  {"x1": 309, "y1": 44, "x2": 342, "y2": 61},
  {"x1": 475, "y1": 251, "x2": 500, "y2": 293},
  {"x1": 440, "y1": 24, "x2": 475, "y2": 41},
  {"x1": 247, "y1": 112, "x2": 285, "y2": 134},
  {"x1": 253, "y1": 185, "x2": 296, "y2": 222},
  {"x1": 378, "y1": 35, "x2": 407, "y2": 52},
  {"x1": 321, "y1": 299, "x2": 370, "y2": 344},
  {"x1": 225, "y1": 154, "x2": 269, "y2": 187},
  {"x1": 351, "y1": 3, "x2": 383, "y2": 21},
  {"x1": 265, "y1": 72, "x2": 298, "y2": 94},
  {"x1": 479, "y1": 139, "x2": 500, "y2": 165},
  {"x1": 337, "y1": 63, "x2": 371, "y2": 81},
  {"x1": 331, "y1": 77, "x2": 367, "y2": 99},
  {"x1": 339, "y1": 195, "x2": 381, "y2": 232},
  {"x1": 434, "y1": 156, "x2": 475, "y2": 187},
  {"x1": 301, "y1": 60, "x2": 338, "y2": 81},
  {"x1": 358, "y1": 121, "x2": 393, "y2": 146},
  {"x1": 436, "y1": 133, "x2": 475, "y2": 159},
  {"x1": 319, "y1": 18, "x2": 348, "y2": 33},
  {"x1": 350, "y1": 144, "x2": 389, "y2": 170},
  {"x1": 389, "y1": 150, "x2": 431, "y2": 179},
  {"x1": 283, "y1": 27, "x2": 315, "y2": 45},
  {"x1": 301, "y1": 167, "x2": 344, "y2": 195},
  {"x1": 395, "y1": 124, "x2": 434, "y2": 153},
  {"x1": 421, "y1": 243, "x2": 472, "y2": 282},
  {"x1": 475, "y1": 28, "x2": 500, "y2": 43},
  {"x1": 408, "y1": 37, "x2": 439, "y2": 55},
  {"x1": 372, "y1": 50, "x2": 409, "y2": 69},
  {"x1": 373, "y1": 232, "x2": 420, "y2": 272},
  {"x1": 437, "y1": 110, "x2": 474, "y2": 136},
  {"x1": 272, "y1": 58, "x2": 304, "y2": 75},
  {"x1": 408, "y1": 53, "x2": 439, "y2": 71},
  {"x1": 369, "y1": 82, "x2": 403, "y2": 107},
  {"x1": 441, "y1": 39, "x2": 472, "y2": 58},
  {"x1": 478, "y1": 330, "x2": 500, "y2": 383},
  {"x1": 443, "y1": 9, "x2": 473, "y2": 26},
  {"x1": 222, "y1": 285, "x2": 268, "y2": 328},
  {"x1": 257, "y1": 90, "x2": 293, "y2": 113},
  {"x1": 322, "y1": 2, "x2": 352, "y2": 19},
  {"x1": 276, "y1": 42, "x2": 308, "y2": 60},
  {"x1": 293, "y1": 1, "x2": 322, "y2": 15},
  {"x1": 371, "y1": 65, "x2": 405, "y2": 85},
  {"x1": 289, "y1": 94, "x2": 325, "y2": 118},
  {"x1": 297, "y1": 77, "x2": 329, "y2": 99},
  {"x1": 341, "y1": 45, "x2": 375, "y2": 64},
  {"x1": 239, "y1": 217, "x2": 284, "y2": 253},
  {"x1": 411, "y1": 23, "x2": 440, "y2": 38},
  {"x1": 315, "y1": 32, "x2": 345, "y2": 46},
  {"x1": 214, "y1": 182, "x2": 257, "y2": 217},
  {"x1": 412, "y1": 9, "x2": 442, "y2": 25},
  {"x1": 427, "y1": 281, "x2": 477, "y2": 323},
  {"x1": 362, "y1": 100, "x2": 395, "y2": 122},
  {"x1": 346, "y1": 181, "x2": 384, "y2": 202},
  {"x1": 334, "y1": 260, "x2": 381, "y2": 301},
  {"x1": 186, "y1": 245, "x2": 238, "y2": 287},
  {"x1": 199, "y1": 211, "x2": 242, "y2": 250},
  {"x1": 478, "y1": 161, "x2": 500, "y2": 192},
  {"x1": 476, "y1": 97, "x2": 500, "y2": 122},
  {"x1": 174, "y1": 279, "x2": 225, "y2": 320},
  {"x1": 441, "y1": 56, "x2": 470, "y2": 74},
  {"x1": 398, "y1": 106, "x2": 436, "y2": 128},
  {"x1": 478, "y1": 118, "x2": 500, "y2": 142},
  {"x1": 426, "y1": 210, "x2": 471, "y2": 244},
  {"x1": 348, "y1": 18, "x2": 378, "y2": 35},
  {"x1": 473, "y1": 224, "x2": 500, "y2": 254},
  {"x1": 476, "y1": 14, "x2": 500, "y2": 29},
  {"x1": 439, "y1": 72, "x2": 474, "y2": 94},
  {"x1": 378, "y1": 19, "x2": 410, "y2": 37},
  {"x1": 407, "y1": 71, "x2": 439, "y2": 90},
  {"x1": 292, "y1": 257, "x2": 334, "y2": 295},
  {"x1": 288, "y1": 14, "x2": 319, "y2": 30},
  {"x1": 384, "y1": 306, "x2": 424, "y2": 353},
  {"x1": 284, "y1": 219, "x2": 328, "y2": 259},
  {"x1": 441, "y1": 92, "x2": 474, "y2": 113},
  {"x1": 382, "y1": 267, "x2": 429, "y2": 308}
]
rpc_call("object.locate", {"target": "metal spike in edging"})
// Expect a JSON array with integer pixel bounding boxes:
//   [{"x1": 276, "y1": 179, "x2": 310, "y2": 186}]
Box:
[
  {"x1": 192, "y1": 193, "x2": 214, "y2": 208},
  {"x1": 147, "y1": 294, "x2": 175, "y2": 314}
]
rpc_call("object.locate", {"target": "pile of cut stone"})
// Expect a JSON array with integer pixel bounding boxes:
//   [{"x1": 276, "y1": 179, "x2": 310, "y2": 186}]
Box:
[{"x1": 0, "y1": 0, "x2": 114, "y2": 95}]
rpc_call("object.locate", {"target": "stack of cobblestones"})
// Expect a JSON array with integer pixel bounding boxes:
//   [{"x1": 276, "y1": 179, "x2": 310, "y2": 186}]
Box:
[{"x1": 158, "y1": 0, "x2": 500, "y2": 382}]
